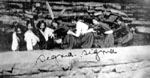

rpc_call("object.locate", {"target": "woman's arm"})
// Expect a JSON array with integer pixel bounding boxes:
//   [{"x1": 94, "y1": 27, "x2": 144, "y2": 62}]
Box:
[
  {"x1": 67, "y1": 26, "x2": 81, "y2": 37},
  {"x1": 11, "y1": 32, "x2": 18, "y2": 51},
  {"x1": 85, "y1": 28, "x2": 96, "y2": 34},
  {"x1": 45, "y1": 27, "x2": 55, "y2": 41},
  {"x1": 67, "y1": 30, "x2": 80, "y2": 37},
  {"x1": 67, "y1": 22, "x2": 82, "y2": 37}
]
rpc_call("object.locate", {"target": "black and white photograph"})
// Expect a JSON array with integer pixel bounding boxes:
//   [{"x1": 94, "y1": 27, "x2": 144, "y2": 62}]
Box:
[{"x1": 0, "y1": 0, "x2": 150, "y2": 78}]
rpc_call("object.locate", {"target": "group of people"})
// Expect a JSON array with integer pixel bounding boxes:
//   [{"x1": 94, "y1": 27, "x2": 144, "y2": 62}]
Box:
[
  {"x1": 11, "y1": 9, "x2": 133, "y2": 51},
  {"x1": 11, "y1": 18, "x2": 94, "y2": 51}
]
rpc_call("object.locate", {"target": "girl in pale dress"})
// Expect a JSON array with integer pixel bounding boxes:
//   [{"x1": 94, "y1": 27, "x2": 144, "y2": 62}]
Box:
[{"x1": 24, "y1": 20, "x2": 40, "y2": 51}]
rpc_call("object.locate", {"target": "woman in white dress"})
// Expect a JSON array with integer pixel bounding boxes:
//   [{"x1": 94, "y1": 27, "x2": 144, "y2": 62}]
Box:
[{"x1": 24, "y1": 20, "x2": 40, "y2": 51}]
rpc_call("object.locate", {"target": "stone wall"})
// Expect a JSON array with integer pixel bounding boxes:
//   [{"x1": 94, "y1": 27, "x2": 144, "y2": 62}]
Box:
[{"x1": 0, "y1": 46, "x2": 150, "y2": 78}]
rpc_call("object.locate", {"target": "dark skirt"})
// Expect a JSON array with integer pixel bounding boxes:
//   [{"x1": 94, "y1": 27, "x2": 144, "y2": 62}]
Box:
[
  {"x1": 62, "y1": 32, "x2": 94, "y2": 49},
  {"x1": 103, "y1": 34, "x2": 114, "y2": 48},
  {"x1": 47, "y1": 37, "x2": 60, "y2": 49},
  {"x1": 115, "y1": 32, "x2": 133, "y2": 46},
  {"x1": 17, "y1": 33, "x2": 26, "y2": 51},
  {"x1": 93, "y1": 33, "x2": 115, "y2": 48},
  {"x1": 36, "y1": 31, "x2": 47, "y2": 50}
]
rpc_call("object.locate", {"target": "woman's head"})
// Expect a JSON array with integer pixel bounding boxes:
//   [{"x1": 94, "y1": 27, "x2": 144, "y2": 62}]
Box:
[
  {"x1": 51, "y1": 20, "x2": 59, "y2": 29},
  {"x1": 37, "y1": 20, "x2": 47, "y2": 29},
  {"x1": 15, "y1": 26, "x2": 22, "y2": 34},
  {"x1": 71, "y1": 17, "x2": 81, "y2": 24},
  {"x1": 26, "y1": 20, "x2": 35, "y2": 30},
  {"x1": 92, "y1": 16, "x2": 100, "y2": 25}
]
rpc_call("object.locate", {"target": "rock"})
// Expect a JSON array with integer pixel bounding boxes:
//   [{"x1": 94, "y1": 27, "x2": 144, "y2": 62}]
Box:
[
  {"x1": 135, "y1": 26, "x2": 150, "y2": 33},
  {"x1": 0, "y1": 15, "x2": 22, "y2": 25},
  {"x1": 132, "y1": 67, "x2": 150, "y2": 78},
  {"x1": 98, "y1": 72, "x2": 121, "y2": 78},
  {"x1": 132, "y1": 21, "x2": 150, "y2": 25},
  {"x1": 0, "y1": 46, "x2": 150, "y2": 78}
]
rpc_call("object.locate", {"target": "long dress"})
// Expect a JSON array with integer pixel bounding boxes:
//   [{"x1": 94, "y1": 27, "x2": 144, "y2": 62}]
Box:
[
  {"x1": 37, "y1": 27, "x2": 57, "y2": 49},
  {"x1": 36, "y1": 30, "x2": 47, "y2": 50},
  {"x1": 114, "y1": 23, "x2": 133, "y2": 46},
  {"x1": 93, "y1": 19, "x2": 114, "y2": 48},
  {"x1": 11, "y1": 32, "x2": 26, "y2": 51}
]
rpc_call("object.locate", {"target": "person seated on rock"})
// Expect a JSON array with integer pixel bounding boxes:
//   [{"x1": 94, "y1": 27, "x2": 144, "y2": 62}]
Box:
[
  {"x1": 24, "y1": 20, "x2": 40, "y2": 51},
  {"x1": 113, "y1": 19, "x2": 133, "y2": 46},
  {"x1": 92, "y1": 17, "x2": 114, "y2": 48},
  {"x1": 37, "y1": 20, "x2": 59, "y2": 50},
  {"x1": 11, "y1": 24, "x2": 26, "y2": 51},
  {"x1": 50, "y1": 20, "x2": 68, "y2": 49},
  {"x1": 63, "y1": 17, "x2": 95, "y2": 49}
]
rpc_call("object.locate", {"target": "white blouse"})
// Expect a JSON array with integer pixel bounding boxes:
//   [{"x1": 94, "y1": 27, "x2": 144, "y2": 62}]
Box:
[
  {"x1": 39, "y1": 27, "x2": 54, "y2": 41},
  {"x1": 76, "y1": 21, "x2": 89, "y2": 36},
  {"x1": 24, "y1": 30, "x2": 39, "y2": 51},
  {"x1": 68, "y1": 21, "x2": 94, "y2": 37},
  {"x1": 11, "y1": 32, "x2": 19, "y2": 51}
]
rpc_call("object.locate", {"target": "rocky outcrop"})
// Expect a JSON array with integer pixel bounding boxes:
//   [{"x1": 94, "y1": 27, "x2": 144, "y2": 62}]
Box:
[{"x1": 0, "y1": 46, "x2": 150, "y2": 78}]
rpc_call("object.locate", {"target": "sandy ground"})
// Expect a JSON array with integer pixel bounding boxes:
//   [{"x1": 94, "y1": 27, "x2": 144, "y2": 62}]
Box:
[{"x1": 0, "y1": 45, "x2": 150, "y2": 78}]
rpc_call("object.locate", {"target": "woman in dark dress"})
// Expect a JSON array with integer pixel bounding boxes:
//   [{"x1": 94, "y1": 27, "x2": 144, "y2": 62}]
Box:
[
  {"x1": 92, "y1": 17, "x2": 114, "y2": 48},
  {"x1": 37, "y1": 20, "x2": 57, "y2": 50},
  {"x1": 11, "y1": 23, "x2": 26, "y2": 51}
]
